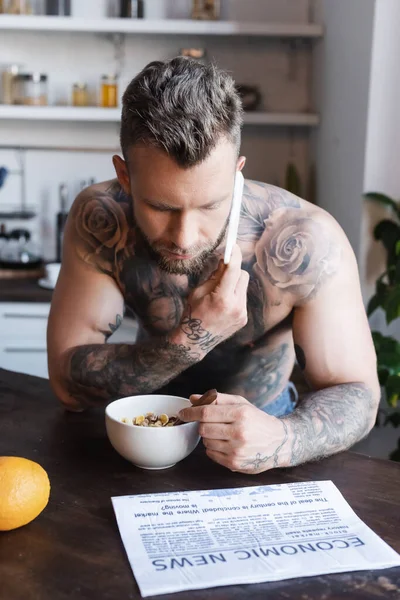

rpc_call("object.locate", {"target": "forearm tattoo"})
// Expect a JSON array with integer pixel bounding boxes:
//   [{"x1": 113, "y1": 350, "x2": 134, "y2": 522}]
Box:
[
  {"x1": 180, "y1": 305, "x2": 222, "y2": 353},
  {"x1": 282, "y1": 382, "x2": 375, "y2": 466},
  {"x1": 66, "y1": 339, "x2": 201, "y2": 407},
  {"x1": 238, "y1": 383, "x2": 375, "y2": 474},
  {"x1": 241, "y1": 420, "x2": 289, "y2": 471}
]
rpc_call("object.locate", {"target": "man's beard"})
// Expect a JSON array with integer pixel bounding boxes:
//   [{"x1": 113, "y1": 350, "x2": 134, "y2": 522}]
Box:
[{"x1": 136, "y1": 218, "x2": 229, "y2": 276}]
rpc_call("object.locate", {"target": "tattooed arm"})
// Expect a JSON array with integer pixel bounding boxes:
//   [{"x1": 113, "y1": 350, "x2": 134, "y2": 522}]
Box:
[
  {"x1": 181, "y1": 187, "x2": 380, "y2": 474},
  {"x1": 47, "y1": 183, "x2": 207, "y2": 410},
  {"x1": 278, "y1": 223, "x2": 380, "y2": 466},
  {"x1": 248, "y1": 206, "x2": 380, "y2": 471},
  {"x1": 48, "y1": 182, "x2": 247, "y2": 410}
]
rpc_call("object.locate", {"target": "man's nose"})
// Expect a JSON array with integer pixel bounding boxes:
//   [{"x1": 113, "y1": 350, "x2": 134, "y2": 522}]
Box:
[{"x1": 169, "y1": 212, "x2": 199, "y2": 251}]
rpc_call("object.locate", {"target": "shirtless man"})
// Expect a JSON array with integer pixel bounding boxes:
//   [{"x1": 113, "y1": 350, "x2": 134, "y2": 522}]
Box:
[{"x1": 47, "y1": 57, "x2": 379, "y2": 474}]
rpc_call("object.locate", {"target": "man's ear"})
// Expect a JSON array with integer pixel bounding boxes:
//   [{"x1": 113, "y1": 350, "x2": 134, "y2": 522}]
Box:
[
  {"x1": 112, "y1": 155, "x2": 131, "y2": 195},
  {"x1": 237, "y1": 155, "x2": 246, "y2": 172}
]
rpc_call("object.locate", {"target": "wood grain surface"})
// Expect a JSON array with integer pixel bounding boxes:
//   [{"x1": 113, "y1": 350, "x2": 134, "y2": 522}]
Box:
[{"x1": 0, "y1": 368, "x2": 399, "y2": 600}]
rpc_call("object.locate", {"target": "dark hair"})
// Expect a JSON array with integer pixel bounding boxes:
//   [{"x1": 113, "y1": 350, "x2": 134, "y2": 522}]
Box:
[{"x1": 120, "y1": 57, "x2": 243, "y2": 167}]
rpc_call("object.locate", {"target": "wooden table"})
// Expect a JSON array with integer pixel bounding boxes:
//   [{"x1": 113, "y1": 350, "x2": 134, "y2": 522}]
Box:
[{"x1": 0, "y1": 368, "x2": 399, "y2": 600}]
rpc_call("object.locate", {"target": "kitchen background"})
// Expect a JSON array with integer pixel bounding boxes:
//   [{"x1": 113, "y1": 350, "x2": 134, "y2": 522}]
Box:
[{"x1": 1, "y1": 0, "x2": 399, "y2": 458}]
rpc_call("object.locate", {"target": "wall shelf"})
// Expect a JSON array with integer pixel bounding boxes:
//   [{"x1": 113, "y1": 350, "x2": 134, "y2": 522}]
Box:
[
  {"x1": 0, "y1": 106, "x2": 122, "y2": 122},
  {"x1": 0, "y1": 15, "x2": 324, "y2": 37},
  {"x1": 244, "y1": 112, "x2": 319, "y2": 126},
  {"x1": 0, "y1": 105, "x2": 320, "y2": 127}
]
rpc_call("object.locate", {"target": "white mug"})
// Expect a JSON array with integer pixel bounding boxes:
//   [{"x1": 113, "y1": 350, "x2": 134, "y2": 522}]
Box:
[{"x1": 45, "y1": 262, "x2": 61, "y2": 287}]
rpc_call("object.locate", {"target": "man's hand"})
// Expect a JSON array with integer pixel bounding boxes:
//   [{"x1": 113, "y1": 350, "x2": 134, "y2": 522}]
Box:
[
  {"x1": 169, "y1": 245, "x2": 249, "y2": 356},
  {"x1": 178, "y1": 392, "x2": 289, "y2": 474}
]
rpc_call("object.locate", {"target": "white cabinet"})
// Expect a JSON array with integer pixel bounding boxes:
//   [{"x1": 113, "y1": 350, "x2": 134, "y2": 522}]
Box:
[
  {"x1": 0, "y1": 301, "x2": 138, "y2": 379},
  {"x1": 107, "y1": 316, "x2": 138, "y2": 344},
  {"x1": 0, "y1": 302, "x2": 50, "y2": 379}
]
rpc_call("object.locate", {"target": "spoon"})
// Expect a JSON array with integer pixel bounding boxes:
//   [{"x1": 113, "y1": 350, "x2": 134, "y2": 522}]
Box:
[{"x1": 174, "y1": 388, "x2": 218, "y2": 425}]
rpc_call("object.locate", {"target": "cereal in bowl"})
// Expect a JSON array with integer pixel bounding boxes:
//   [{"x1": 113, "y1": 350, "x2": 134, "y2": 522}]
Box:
[{"x1": 121, "y1": 412, "x2": 182, "y2": 427}]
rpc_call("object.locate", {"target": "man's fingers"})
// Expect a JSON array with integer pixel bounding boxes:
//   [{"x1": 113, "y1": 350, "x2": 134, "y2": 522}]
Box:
[
  {"x1": 190, "y1": 279, "x2": 216, "y2": 299},
  {"x1": 235, "y1": 269, "x2": 250, "y2": 298},
  {"x1": 199, "y1": 423, "x2": 232, "y2": 440},
  {"x1": 205, "y1": 449, "x2": 236, "y2": 471},
  {"x1": 178, "y1": 394, "x2": 249, "y2": 423},
  {"x1": 209, "y1": 259, "x2": 225, "y2": 281},
  {"x1": 178, "y1": 403, "x2": 244, "y2": 423},
  {"x1": 189, "y1": 392, "x2": 246, "y2": 406},
  {"x1": 215, "y1": 244, "x2": 243, "y2": 295},
  {"x1": 191, "y1": 260, "x2": 226, "y2": 299},
  {"x1": 203, "y1": 438, "x2": 230, "y2": 452},
  {"x1": 215, "y1": 393, "x2": 247, "y2": 406}
]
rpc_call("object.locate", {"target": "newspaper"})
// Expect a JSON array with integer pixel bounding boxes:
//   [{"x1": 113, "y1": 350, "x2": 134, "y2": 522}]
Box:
[{"x1": 112, "y1": 480, "x2": 400, "y2": 597}]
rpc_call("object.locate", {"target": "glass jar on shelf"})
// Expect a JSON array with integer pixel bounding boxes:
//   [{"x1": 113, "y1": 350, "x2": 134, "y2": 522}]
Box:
[
  {"x1": 120, "y1": 0, "x2": 144, "y2": 18},
  {"x1": 180, "y1": 48, "x2": 207, "y2": 65},
  {"x1": 191, "y1": 0, "x2": 220, "y2": 20},
  {"x1": 72, "y1": 83, "x2": 88, "y2": 107},
  {"x1": 6, "y1": 0, "x2": 33, "y2": 14},
  {"x1": 100, "y1": 75, "x2": 118, "y2": 108},
  {"x1": 13, "y1": 73, "x2": 48, "y2": 106},
  {"x1": 1, "y1": 64, "x2": 23, "y2": 104},
  {"x1": 45, "y1": 0, "x2": 71, "y2": 15}
]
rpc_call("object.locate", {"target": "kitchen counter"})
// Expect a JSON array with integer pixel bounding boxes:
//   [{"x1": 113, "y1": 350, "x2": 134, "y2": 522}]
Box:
[
  {"x1": 0, "y1": 278, "x2": 53, "y2": 303},
  {"x1": 0, "y1": 368, "x2": 399, "y2": 600},
  {"x1": 0, "y1": 284, "x2": 137, "y2": 379}
]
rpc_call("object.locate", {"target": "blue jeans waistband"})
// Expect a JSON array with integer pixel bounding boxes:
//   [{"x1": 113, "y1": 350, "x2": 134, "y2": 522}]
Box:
[{"x1": 260, "y1": 383, "x2": 298, "y2": 417}]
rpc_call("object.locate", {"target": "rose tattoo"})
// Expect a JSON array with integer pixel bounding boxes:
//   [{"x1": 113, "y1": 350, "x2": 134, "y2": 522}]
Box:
[
  {"x1": 255, "y1": 208, "x2": 341, "y2": 301},
  {"x1": 74, "y1": 192, "x2": 130, "y2": 274}
]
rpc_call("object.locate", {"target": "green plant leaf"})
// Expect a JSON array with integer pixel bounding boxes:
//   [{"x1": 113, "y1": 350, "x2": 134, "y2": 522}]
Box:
[
  {"x1": 371, "y1": 330, "x2": 384, "y2": 344},
  {"x1": 377, "y1": 272, "x2": 389, "y2": 287},
  {"x1": 384, "y1": 287, "x2": 400, "y2": 323},
  {"x1": 378, "y1": 352, "x2": 400, "y2": 371},
  {"x1": 384, "y1": 374, "x2": 400, "y2": 407},
  {"x1": 370, "y1": 280, "x2": 389, "y2": 315},
  {"x1": 396, "y1": 240, "x2": 400, "y2": 256},
  {"x1": 365, "y1": 192, "x2": 400, "y2": 219},
  {"x1": 372, "y1": 330, "x2": 387, "y2": 349},
  {"x1": 372, "y1": 331, "x2": 400, "y2": 353},
  {"x1": 367, "y1": 294, "x2": 381, "y2": 316},
  {"x1": 374, "y1": 220, "x2": 400, "y2": 269},
  {"x1": 373, "y1": 334, "x2": 400, "y2": 384},
  {"x1": 377, "y1": 368, "x2": 390, "y2": 386},
  {"x1": 376, "y1": 334, "x2": 400, "y2": 353},
  {"x1": 394, "y1": 261, "x2": 400, "y2": 284}
]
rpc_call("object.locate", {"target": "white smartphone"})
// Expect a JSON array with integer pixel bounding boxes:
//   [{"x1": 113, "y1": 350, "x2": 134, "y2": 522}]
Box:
[{"x1": 224, "y1": 171, "x2": 244, "y2": 265}]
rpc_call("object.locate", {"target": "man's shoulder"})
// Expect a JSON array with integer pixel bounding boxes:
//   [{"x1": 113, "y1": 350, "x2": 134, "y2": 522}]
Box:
[
  {"x1": 241, "y1": 180, "x2": 347, "y2": 306},
  {"x1": 242, "y1": 178, "x2": 340, "y2": 223},
  {"x1": 242, "y1": 179, "x2": 301, "y2": 215},
  {"x1": 72, "y1": 178, "x2": 130, "y2": 210},
  {"x1": 66, "y1": 179, "x2": 133, "y2": 276}
]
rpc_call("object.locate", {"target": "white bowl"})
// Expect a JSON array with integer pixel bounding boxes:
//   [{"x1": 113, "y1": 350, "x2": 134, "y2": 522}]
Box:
[{"x1": 105, "y1": 395, "x2": 200, "y2": 470}]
